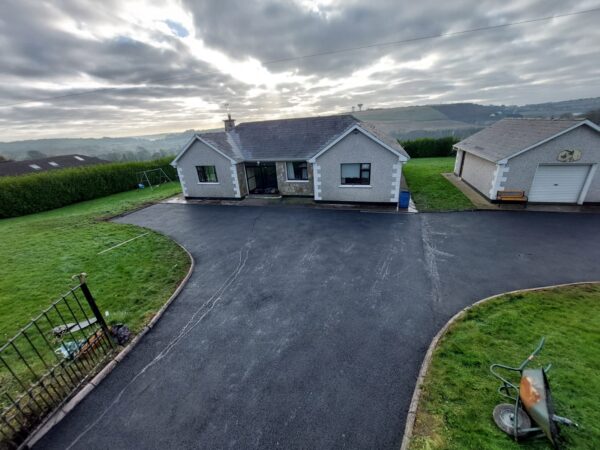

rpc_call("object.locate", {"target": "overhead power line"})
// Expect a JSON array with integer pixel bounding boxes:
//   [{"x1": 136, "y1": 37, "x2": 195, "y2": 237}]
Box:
[{"x1": 1, "y1": 6, "x2": 600, "y2": 109}]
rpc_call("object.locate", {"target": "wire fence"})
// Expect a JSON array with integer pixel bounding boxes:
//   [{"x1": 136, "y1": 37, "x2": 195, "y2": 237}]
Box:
[{"x1": 0, "y1": 274, "x2": 115, "y2": 449}]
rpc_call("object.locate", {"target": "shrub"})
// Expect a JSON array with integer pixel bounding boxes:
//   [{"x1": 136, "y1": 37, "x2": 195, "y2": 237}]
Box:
[
  {"x1": 0, "y1": 157, "x2": 177, "y2": 218},
  {"x1": 400, "y1": 136, "x2": 460, "y2": 158}
]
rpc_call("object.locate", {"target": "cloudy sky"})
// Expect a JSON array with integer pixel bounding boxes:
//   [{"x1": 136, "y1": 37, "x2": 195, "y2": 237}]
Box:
[{"x1": 1, "y1": 0, "x2": 599, "y2": 141}]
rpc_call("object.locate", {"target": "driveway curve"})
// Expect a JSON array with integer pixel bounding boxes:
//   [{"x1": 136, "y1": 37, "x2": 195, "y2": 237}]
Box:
[{"x1": 36, "y1": 205, "x2": 600, "y2": 449}]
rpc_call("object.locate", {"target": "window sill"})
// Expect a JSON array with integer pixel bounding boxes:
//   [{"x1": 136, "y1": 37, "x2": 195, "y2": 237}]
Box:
[
  {"x1": 286, "y1": 180, "x2": 310, "y2": 183},
  {"x1": 197, "y1": 182, "x2": 220, "y2": 185},
  {"x1": 338, "y1": 185, "x2": 372, "y2": 188}
]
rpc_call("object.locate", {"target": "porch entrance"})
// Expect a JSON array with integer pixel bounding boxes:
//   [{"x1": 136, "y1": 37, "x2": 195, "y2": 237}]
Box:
[{"x1": 245, "y1": 163, "x2": 279, "y2": 195}]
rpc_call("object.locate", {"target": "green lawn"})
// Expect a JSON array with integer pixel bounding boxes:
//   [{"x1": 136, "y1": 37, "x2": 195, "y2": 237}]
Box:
[
  {"x1": 410, "y1": 284, "x2": 600, "y2": 450},
  {"x1": 0, "y1": 183, "x2": 190, "y2": 443},
  {"x1": 0, "y1": 182, "x2": 189, "y2": 340},
  {"x1": 403, "y1": 157, "x2": 474, "y2": 211}
]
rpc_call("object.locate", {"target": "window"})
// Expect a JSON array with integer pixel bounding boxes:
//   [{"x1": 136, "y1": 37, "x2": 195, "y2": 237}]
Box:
[
  {"x1": 286, "y1": 162, "x2": 308, "y2": 181},
  {"x1": 48, "y1": 161, "x2": 59, "y2": 167},
  {"x1": 341, "y1": 163, "x2": 370, "y2": 185},
  {"x1": 196, "y1": 165, "x2": 218, "y2": 183},
  {"x1": 74, "y1": 156, "x2": 85, "y2": 161},
  {"x1": 29, "y1": 164, "x2": 41, "y2": 170}
]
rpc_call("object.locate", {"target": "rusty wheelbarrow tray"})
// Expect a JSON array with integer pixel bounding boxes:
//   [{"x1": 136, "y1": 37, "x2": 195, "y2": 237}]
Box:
[{"x1": 489, "y1": 337, "x2": 578, "y2": 449}]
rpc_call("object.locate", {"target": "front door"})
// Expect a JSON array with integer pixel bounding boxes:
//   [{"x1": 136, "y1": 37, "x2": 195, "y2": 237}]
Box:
[{"x1": 245, "y1": 163, "x2": 279, "y2": 194}]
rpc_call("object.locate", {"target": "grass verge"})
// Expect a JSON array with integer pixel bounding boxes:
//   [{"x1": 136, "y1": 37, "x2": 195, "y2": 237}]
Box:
[
  {"x1": 403, "y1": 157, "x2": 474, "y2": 211},
  {"x1": 0, "y1": 182, "x2": 188, "y2": 339},
  {"x1": 409, "y1": 284, "x2": 600, "y2": 450}
]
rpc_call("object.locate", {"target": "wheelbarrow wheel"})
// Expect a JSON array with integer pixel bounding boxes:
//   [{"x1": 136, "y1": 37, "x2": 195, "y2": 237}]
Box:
[{"x1": 493, "y1": 404, "x2": 532, "y2": 438}]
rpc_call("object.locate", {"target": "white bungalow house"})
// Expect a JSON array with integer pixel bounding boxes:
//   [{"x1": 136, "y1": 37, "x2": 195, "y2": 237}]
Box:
[{"x1": 171, "y1": 114, "x2": 409, "y2": 204}]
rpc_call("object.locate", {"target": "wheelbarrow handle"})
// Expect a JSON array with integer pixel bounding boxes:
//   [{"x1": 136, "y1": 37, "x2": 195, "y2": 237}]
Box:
[
  {"x1": 552, "y1": 414, "x2": 579, "y2": 428},
  {"x1": 518, "y1": 337, "x2": 545, "y2": 370},
  {"x1": 489, "y1": 363, "x2": 520, "y2": 400},
  {"x1": 490, "y1": 338, "x2": 547, "y2": 402}
]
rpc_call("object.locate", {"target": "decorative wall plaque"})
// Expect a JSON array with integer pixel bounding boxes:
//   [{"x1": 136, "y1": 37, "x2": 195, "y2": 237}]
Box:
[{"x1": 557, "y1": 149, "x2": 582, "y2": 162}]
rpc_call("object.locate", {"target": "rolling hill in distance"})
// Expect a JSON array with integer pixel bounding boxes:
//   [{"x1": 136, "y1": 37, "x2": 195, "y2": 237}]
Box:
[{"x1": 2, "y1": 97, "x2": 600, "y2": 162}]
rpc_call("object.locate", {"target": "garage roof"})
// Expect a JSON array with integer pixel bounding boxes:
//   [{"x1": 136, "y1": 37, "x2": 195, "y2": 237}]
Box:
[
  {"x1": 455, "y1": 118, "x2": 600, "y2": 163},
  {"x1": 173, "y1": 114, "x2": 408, "y2": 164}
]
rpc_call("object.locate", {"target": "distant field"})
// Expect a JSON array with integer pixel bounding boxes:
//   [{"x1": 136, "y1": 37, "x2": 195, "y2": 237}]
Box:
[
  {"x1": 2, "y1": 97, "x2": 599, "y2": 163},
  {"x1": 355, "y1": 105, "x2": 485, "y2": 140},
  {"x1": 354, "y1": 106, "x2": 448, "y2": 122}
]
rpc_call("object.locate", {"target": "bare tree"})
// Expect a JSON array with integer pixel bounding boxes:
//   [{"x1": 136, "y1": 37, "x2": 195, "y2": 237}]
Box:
[{"x1": 357, "y1": 103, "x2": 363, "y2": 111}]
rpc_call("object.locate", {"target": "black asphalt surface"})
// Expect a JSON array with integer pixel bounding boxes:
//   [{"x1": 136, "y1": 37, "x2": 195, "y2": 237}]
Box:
[{"x1": 36, "y1": 205, "x2": 600, "y2": 449}]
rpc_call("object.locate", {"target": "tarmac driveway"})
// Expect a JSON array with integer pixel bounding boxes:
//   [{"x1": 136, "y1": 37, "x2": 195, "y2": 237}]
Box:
[{"x1": 37, "y1": 205, "x2": 600, "y2": 449}]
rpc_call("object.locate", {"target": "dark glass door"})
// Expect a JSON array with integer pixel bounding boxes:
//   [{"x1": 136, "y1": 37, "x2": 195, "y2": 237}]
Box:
[{"x1": 245, "y1": 163, "x2": 278, "y2": 194}]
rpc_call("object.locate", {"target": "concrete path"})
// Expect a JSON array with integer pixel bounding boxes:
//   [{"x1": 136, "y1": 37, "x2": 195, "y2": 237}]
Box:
[{"x1": 36, "y1": 205, "x2": 600, "y2": 449}]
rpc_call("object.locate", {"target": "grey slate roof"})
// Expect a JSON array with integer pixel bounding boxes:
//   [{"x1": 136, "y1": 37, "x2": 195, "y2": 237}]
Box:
[
  {"x1": 0, "y1": 154, "x2": 108, "y2": 177},
  {"x1": 193, "y1": 114, "x2": 408, "y2": 161},
  {"x1": 455, "y1": 118, "x2": 589, "y2": 162},
  {"x1": 197, "y1": 131, "x2": 244, "y2": 161}
]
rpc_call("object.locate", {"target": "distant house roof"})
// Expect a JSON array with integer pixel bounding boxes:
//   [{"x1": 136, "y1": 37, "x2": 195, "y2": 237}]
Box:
[
  {"x1": 455, "y1": 118, "x2": 600, "y2": 163},
  {"x1": 173, "y1": 114, "x2": 408, "y2": 164},
  {"x1": 0, "y1": 154, "x2": 108, "y2": 177}
]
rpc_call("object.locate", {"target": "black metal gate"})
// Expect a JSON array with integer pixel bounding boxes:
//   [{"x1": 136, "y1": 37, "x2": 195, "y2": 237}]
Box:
[{"x1": 0, "y1": 274, "x2": 115, "y2": 448}]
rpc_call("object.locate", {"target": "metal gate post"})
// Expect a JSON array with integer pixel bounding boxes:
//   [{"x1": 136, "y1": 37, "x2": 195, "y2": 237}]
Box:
[{"x1": 76, "y1": 273, "x2": 114, "y2": 348}]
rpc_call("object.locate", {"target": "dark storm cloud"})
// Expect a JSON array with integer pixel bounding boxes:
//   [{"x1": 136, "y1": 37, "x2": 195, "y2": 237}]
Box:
[{"x1": 0, "y1": 0, "x2": 599, "y2": 139}]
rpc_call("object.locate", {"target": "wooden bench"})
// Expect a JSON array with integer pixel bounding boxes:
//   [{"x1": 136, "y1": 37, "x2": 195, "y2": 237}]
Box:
[{"x1": 496, "y1": 190, "x2": 528, "y2": 203}]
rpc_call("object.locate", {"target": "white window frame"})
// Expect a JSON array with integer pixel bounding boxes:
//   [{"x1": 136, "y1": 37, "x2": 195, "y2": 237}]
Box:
[
  {"x1": 340, "y1": 163, "x2": 371, "y2": 187},
  {"x1": 285, "y1": 161, "x2": 309, "y2": 182},
  {"x1": 196, "y1": 165, "x2": 220, "y2": 184}
]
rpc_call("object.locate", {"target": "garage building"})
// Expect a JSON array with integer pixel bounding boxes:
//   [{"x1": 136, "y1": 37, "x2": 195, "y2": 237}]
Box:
[{"x1": 454, "y1": 118, "x2": 600, "y2": 204}]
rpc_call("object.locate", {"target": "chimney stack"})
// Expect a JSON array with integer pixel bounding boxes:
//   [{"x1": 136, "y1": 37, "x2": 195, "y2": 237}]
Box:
[{"x1": 224, "y1": 113, "x2": 235, "y2": 132}]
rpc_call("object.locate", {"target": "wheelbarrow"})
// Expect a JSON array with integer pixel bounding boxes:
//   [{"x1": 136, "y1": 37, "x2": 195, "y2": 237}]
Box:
[{"x1": 489, "y1": 337, "x2": 578, "y2": 449}]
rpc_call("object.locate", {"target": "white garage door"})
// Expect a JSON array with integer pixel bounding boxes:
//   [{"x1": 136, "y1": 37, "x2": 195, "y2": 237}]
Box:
[{"x1": 529, "y1": 165, "x2": 590, "y2": 203}]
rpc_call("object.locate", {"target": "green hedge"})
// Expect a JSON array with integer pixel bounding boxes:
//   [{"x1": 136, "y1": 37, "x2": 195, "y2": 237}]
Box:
[
  {"x1": 400, "y1": 136, "x2": 460, "y2": 158},
  {"x1": 0, "y1": 157, "x2": 177, "y2": 218}
]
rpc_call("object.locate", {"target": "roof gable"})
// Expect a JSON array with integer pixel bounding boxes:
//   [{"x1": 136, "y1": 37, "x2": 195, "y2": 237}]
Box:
[
  {"x1": 455, "y1": 118, "x2": 600, "y2": 163},
  {"x1": 171, "y1": 134, "x2": 240, "y2": 166},
  {"x1": 308, "y1": 124, "x2": 408, "y2": 162}
]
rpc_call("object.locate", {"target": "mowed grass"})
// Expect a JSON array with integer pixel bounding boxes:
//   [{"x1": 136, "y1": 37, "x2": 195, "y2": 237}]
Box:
[
  {"x1": 410, "y1": 284, "x2": 600, "y2": 450},
  {"x1": 0, "y1": 182, "x2": 189, "y2": 341},
  {"x1": 403, "y1": 157, "x2": 474, "y2": 211}
]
